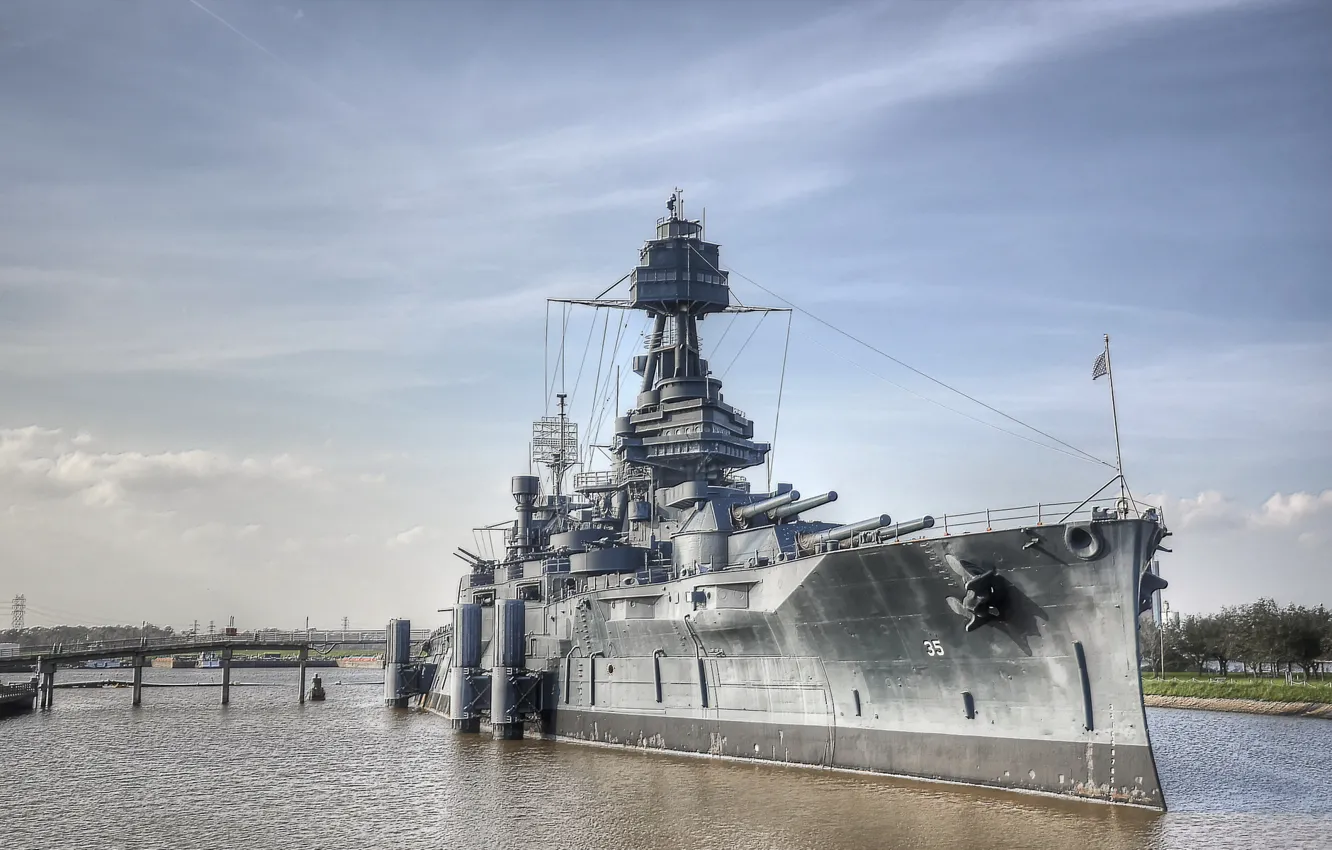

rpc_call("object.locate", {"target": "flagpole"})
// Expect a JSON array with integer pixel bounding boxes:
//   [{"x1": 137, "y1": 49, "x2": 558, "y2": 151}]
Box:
[{"x1": 1103, "y1": 333, "x2": 1127, "y2": 514}]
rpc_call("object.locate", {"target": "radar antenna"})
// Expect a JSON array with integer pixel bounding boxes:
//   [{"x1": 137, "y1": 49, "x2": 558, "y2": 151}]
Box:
[{"x1": 531, "y1": 392, "x2": 579, "y2": 498}]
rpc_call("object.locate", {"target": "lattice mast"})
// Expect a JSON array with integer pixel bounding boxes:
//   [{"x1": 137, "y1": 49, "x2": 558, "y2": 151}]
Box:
[{"x1": 531, "y1": 393, "x2": 579, "y2": 499}]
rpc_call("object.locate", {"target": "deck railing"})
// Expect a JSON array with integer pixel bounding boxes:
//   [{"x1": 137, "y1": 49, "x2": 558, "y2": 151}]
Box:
[{"x1": 925, "y1": 496, "x2": 1159, "y2": 537}]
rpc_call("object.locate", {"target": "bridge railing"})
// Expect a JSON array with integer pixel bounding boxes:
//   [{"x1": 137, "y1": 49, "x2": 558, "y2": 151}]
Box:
[{"x1": 10, "y1": 629, "x2": 431, "y2": 660}]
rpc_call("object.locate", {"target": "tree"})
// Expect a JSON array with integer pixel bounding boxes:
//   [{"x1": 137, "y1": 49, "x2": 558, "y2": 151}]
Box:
[
  {"x1": 1281, "y1": 604, "x2": 1330, "y2": 679},
  {"x1": 1174, "y1": 615, "x2": 1210, "y2": 675},
  {"x1": 1138, "y1": 615, "x2": 1162, "y2": 675},
  {"x1": 1203, "y1": 607, "x2": 1240, "y2": 676},
  {"x1": 1237, "y1": 598, "x2": 1281, "y2": 676}
]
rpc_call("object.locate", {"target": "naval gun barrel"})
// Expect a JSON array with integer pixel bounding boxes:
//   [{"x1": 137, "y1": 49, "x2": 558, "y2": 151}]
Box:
[
  {"x1": 732, "y1": 490, "x2": 801, "y2": 523},
  {"x1": 877, "y1": 516, "x2": 935, "y2": 541},
  {"x1": 799, "y1": 514, "x2": 892, "y2": 547},
  {"x1": 769, "y1": 491, "x2": 838, "y2": 521}
]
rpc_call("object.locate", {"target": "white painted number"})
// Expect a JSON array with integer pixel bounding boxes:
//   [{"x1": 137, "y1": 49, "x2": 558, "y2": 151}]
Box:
[{"x1": 923, "y1": 639, "x2": 944, "y2": 657}]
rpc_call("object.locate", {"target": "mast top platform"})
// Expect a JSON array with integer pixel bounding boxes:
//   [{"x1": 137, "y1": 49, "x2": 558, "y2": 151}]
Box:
[{"x1": 632, "y1": 189, "x2": 728, "y2": 315}]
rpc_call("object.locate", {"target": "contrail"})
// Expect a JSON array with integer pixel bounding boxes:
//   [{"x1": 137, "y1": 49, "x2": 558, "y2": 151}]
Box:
[
  {"x1": 185, "y1": 0, "x2": 359, "y2": 118},
  {"x1": 188, "y1": 0, "x2": 281, "y2": 62}
]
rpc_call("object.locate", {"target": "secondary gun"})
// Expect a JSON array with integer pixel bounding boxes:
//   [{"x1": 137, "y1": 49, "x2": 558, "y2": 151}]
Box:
[
  {"x1": 798, "y1": 514, "x2": 892, "y2": 549},
  {"x1": 876, "y1": 516, "x2": 935, "y2": 541},
  {"x1": 732, "y1": 490, "x2": 801, "y2": 525},
  {"x1": 769, "y1": 491, "x2": 838, "y2": 522}
]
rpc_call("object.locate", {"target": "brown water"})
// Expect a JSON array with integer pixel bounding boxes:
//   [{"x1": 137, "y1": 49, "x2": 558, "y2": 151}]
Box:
[{"x1": 1, "y1": 668, "x2": 1328, "y2": 850}]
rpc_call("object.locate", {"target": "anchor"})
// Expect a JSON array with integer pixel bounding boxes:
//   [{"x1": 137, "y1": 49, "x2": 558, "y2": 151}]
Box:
[
  {"x1": 1138, "y1": 570, "x2": 1168, "y2": 614},
  {"x1": 945, "y1": 554, "x2": 1009, "y2": 632}
]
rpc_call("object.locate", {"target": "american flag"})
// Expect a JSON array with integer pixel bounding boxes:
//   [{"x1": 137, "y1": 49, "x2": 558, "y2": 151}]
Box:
[{"x1": 1092, "y1": 351, "x2": 1109, "y2": 380}]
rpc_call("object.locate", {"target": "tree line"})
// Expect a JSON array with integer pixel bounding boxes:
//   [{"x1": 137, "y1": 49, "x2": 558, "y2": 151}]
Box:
[
  {"x1": 1139, "y1": 598, "x2": 1332, "y2": 678},
  {"x1": 1, "y1": 623, "x2": 177, "y2": 649}
]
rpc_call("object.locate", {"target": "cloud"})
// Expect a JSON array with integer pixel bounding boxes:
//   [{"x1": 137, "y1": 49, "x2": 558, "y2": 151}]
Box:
[
  {"x1": 0, "y1": 422, "x2": 459, "y2": 628},
  {"x1": 1146, "y1": 489, "x2": 1332, "y2": 533},
  {"x1": 388, "y1": 525, "x2": 425, "y2": 547},
  {"x1": 0, "y1": 426, "x2": 320, "y2": 508},
  {"x1": 471, "y1": 0, "x2": 1262, "y2": 178},
  {"x1": 1253, "y1": 490, "x2": 1332, "y2": 527}
]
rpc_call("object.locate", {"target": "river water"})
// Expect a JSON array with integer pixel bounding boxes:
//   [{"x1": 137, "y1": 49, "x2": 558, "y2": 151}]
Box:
[{"x1": 1, "y1": 669, "x2": 1328, "y2": 850}]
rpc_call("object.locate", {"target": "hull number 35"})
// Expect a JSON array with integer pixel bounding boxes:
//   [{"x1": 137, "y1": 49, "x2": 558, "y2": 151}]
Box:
[{"x1": 923, "y1": 640, "x2": 945, "y2": 657}]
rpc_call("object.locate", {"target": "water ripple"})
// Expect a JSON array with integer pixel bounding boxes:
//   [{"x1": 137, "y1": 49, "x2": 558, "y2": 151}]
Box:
[{"x1": 1, "y1": 671, "x2": 1327, "y2": 850}]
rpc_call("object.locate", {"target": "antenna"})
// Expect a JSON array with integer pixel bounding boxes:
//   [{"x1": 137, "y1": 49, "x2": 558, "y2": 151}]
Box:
[
  {"x1": 532, "y1": 393, "x2": 579, "y2": 499},
  {"x1": 1099, "y1": 334, "x2": 1132, "y2": 516}
]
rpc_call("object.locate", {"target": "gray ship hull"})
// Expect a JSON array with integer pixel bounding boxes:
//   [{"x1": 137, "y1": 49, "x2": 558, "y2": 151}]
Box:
[{"x1": 423, "y1": 517, "x2": 1163, "y2": 809}]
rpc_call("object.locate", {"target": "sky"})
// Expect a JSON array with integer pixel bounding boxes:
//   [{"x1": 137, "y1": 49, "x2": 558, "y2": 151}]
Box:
[{"x1": 0, "y1": 0, "x2": 1328, "y2": 631}]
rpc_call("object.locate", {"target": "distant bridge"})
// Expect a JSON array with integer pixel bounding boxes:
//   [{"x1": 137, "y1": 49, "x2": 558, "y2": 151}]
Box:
[
  {"x1": 1, "y1": 628, "x2": 430, "y2": 666},
  {"x1": 0, "y1": 629, "x2": 430, "y2": 713}
]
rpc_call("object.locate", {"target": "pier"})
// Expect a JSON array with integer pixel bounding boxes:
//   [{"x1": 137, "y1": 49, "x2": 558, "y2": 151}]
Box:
[
  {"x1": 1, "y1": 630, "x2": 422, "y2": 711},
  {"x1": 1, "y1": 680, "x2": 37, "y2": 717}
]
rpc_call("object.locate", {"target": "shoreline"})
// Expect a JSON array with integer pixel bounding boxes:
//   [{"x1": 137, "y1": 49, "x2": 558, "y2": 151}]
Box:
[{"x1": 1144, "y1": 694, "x2": 1332, "y2": 718}]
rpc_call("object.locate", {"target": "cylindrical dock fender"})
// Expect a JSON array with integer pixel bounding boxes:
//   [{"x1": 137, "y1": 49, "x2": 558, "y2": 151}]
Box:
[
  {"x1": 491, "y1": 667, "x2": 521, "y2": 740},
  {"x1": 384, "y1": 618, "x2": 412, "y2": 707},
  {"x1": 448, "y1": 666, "x2": 479, "y2": 732},
  {"x1": 494, "y1": 599, "x2": 526, "y2": 670},
  {"x1": 453, "y1": 604, "x2": 483, "y2": 669}
]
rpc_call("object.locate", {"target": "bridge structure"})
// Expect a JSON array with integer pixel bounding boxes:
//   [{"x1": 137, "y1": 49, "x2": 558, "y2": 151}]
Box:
[{"x1": 1, "y1": 630, "x2": 430, "y2": 713}]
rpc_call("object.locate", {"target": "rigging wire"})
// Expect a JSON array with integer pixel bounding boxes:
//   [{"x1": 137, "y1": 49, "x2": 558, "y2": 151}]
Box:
[
  {"x1": 545, "y1": 302, "x2": 573, "y2": 411},
  {"x1": 720, "y1": 311, "x2": 768, "y2": 379},
  {"x1": 801, "y1": 331, "x2": 1110, "y2": 467},
  {"x1": 589, "y1": 314, "x2": 647, "y2": 458},
  {"x1": 595, "y1": 272, "x2": 632, "y2": 300},
  {"x1": 543, "y1": 300, "x2": 549, "y2": 415},
  {"x1": 688, "y1": 245, "x2": 1113, "y2": 469},
  {"x1": 568, "y1": 305, "x2": 602, "y2": 409},
  {"x1": 587, "y1": 313, "x2": 641, "y2": 460},
  {"x1": 583, "y1": 307, "x2": 613, "y2": 461},
  {"x1": 767, "y1": 310, "x2": 793, "y2": 493}
]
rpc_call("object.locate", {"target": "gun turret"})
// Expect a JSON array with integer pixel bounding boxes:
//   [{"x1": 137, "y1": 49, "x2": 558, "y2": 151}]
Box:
[
  {"x1": 876, "y1": 516, "x2": 935, "y2": 541},
  {"x1": 769, "y1": 491, "x2": 838, "y2": 522},
  {"x1": 798, "y1": 514, "x2": 892, "y2": 549},
  {"x1": 732, "y1": 490, "x2": 801, "y2": 525}
]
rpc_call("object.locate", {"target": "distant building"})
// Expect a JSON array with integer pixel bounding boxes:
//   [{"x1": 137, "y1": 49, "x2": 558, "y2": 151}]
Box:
[{"x1": 0, "y1": 643, "x2": 19, "y2": 659}]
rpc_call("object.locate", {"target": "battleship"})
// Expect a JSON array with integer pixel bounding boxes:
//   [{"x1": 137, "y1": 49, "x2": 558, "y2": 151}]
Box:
[{"x1": 387, "y1": 194, "x2": 1173, "y2": 809}]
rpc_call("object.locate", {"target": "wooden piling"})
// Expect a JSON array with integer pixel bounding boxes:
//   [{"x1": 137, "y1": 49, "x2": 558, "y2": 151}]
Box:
[
  {"x1": 36, "y1": 660, "x2": 48, "y2": 709},
  {"x1": 132, "y1": 655, "x2": 144, "y2": 706},
  {"x1": 44, "y1": 662, "x2": 54, "y2": 708},
  {"x1": 298, "y1": 646, "x2": 308, "y2": 704},
  {"x1": 221, "y1": 647, "x2": 233, "y2": 705}
]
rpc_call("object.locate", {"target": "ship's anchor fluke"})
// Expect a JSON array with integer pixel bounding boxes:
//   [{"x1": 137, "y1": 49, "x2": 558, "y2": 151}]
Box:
[
  {"x1": 1138, "y1": 571, "x2": 1169, "y2": 614},
  {"x1": 944, "y1": 554, "x2": 1009, "y2": 632}
]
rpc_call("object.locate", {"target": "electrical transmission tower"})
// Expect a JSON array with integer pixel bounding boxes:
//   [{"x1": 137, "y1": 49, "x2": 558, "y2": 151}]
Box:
[
  {"x1": 341, "y1": 616, "x2": 349, "y2": 633},
  {"x1": 11, "y1": 595, "x2": 25, "y2": 631}
]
